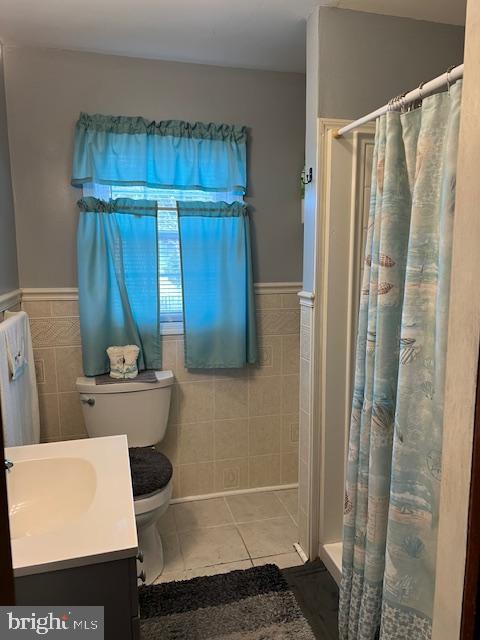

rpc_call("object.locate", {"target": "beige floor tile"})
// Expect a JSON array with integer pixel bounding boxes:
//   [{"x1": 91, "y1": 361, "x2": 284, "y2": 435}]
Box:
[
  {"x1": 154, "y1": 571, "x2": 187, "y2": 584},
  {"x1": 225, "y1": 491, "x2": 288, "y2": 523},
  {"x1": 178, "y1": 525, "x2": 249, "y2": 569},
  {"x1": 275, "y1": 489, "x2": 299, "y2": 522},
  {"x1": 186, "y1": 559, "x2": 252, "y2": 579},
  {"x1": 173, "y1": 498, "x2": 233, "y2": 531},
  {"x1": 238, "y1": 516, "x2": 298, "y2": 558},
  {"x1": 160, "y1": 532, "x2": 185, "y2": 576},
  {"x1": 252, "y1": 552, "x2": 302, "y2": 569}
]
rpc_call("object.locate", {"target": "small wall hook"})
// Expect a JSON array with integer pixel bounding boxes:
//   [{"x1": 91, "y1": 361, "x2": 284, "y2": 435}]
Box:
[{"x1": 301, "y1": 167, "x2": 313, "y2": 185}]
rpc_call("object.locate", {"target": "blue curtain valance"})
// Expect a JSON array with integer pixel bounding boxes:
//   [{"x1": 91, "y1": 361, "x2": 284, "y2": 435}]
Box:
[{"x1": 72, "y1": 112, "x2": 247, "y2": 194}]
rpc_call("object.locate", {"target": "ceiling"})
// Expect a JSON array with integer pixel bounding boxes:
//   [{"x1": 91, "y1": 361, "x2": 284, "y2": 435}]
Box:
[{"x1": 0, "y1": 0, "x2": 466, "y2": 73}]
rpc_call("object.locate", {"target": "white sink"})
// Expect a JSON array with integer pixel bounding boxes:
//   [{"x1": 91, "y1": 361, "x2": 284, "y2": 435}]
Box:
[
  {"x1": 8, "y1": 457, "x2": 97, "y2": 539},
  {"x1": 5, "y1": 436, "x2": 137, "y2": 577}
]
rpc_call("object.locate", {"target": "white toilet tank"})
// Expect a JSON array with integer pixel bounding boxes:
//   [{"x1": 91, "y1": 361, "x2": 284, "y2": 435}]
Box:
[{"x1": 76, "y1": 371, "x2": 174, "y2": 447}]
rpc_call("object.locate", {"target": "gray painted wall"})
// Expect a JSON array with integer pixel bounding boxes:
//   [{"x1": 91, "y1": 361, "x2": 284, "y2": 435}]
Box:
[
  {"x1": 0, "y1": 46, "x2": 19, "y2": 295},
  {"x1": 302, "y1": 8, "x2": 464, "y2": 292},
  {"x1": 4, "y1": 47, "x2": 305, "y2": 287},
  {"x1": 317, "y1": 8, "x2": 465, "y2": 120}
]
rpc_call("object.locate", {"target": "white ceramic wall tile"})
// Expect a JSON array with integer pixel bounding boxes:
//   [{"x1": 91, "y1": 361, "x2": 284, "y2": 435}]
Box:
[
  {"x1": 248, "y1": 415, "x2": 281, "y2": 456},
  {"x1": 256, "y1": 309, "x2": 300, "y2": 336},
  {"x1": 250, "y1": 335, "x2": 282, "y2": 377},
  {"x1": 214, "y1": 458, "x2": 249, "y2": 491},
  {"x1": 281, "y1": 414, "x2": 299, "y2": 453},
  {"x1": 25, "y1": 289, "x2": 302, "y2": 496},
  {"x1": 33, "y1": 348, "x2": 57, "y2": 394},
  {"x1": 299, "y1": 359, "x2": 311, "y2": 414},
  {"x1": 214, "y1": 418, "x2": 249, "y2": 460},
  {"x1": 30, "y1": 317, "x2": 81, "y2": 347},
  {"x1": 281, "y1": 451, "x2": 299, "y2": 484},
  {"x1": 298, "y1": 299, "x2": 314, "y2": 559},
  {"x1": 248, "y1": 453, "x2": 281, "y2": 488}
]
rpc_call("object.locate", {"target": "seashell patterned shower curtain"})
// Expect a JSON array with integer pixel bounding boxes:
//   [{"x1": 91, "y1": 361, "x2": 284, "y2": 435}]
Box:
[{"x1": 339, "y1": 80, "x2": 462, "y2": 640}]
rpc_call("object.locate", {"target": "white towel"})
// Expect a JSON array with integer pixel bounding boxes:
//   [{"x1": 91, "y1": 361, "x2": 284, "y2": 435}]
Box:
[
  {"x1": 0, "y1": 311, "x2": 40, "y2": 447},
  {"x1": 4, "y1": 311, "x2": 26, "y2": 380}
]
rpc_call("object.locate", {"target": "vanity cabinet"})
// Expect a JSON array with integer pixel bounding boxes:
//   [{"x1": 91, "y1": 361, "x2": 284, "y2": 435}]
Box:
[{"x1": 15, "y1": 556, "x2": 139, "y2": 640}]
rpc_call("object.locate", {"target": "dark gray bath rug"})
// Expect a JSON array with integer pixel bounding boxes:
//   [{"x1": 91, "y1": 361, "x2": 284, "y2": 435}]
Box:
[{"x1": 139, "y1": 563, "x2": 316, "y2": 639}]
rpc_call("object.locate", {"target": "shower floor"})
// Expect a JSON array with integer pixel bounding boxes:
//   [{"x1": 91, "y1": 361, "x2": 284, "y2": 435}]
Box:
[{"x1": 154, "y1": 488, "x2": 301, "y2": 583}]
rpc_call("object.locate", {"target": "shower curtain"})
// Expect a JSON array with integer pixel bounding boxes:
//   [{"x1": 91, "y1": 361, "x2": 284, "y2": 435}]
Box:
[{"x1": 339, "y1": 80, "x2": 462, "y2": 640}]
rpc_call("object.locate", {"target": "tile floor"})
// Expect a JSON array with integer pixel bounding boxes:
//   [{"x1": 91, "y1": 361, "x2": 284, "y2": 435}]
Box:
[{"x1": 154, "y1": 488, "x2": 301, "y2": 583}]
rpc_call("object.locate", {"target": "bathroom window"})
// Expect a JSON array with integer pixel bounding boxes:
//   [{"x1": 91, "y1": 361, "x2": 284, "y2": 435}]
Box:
[{"x1": 83, "y1": 183, "x2": 243, "y2": 334}]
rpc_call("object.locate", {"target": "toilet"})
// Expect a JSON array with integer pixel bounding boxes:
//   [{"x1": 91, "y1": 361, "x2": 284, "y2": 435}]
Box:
[{"x1": 76, "y1": 371, "x2": 174, "y2": 584}]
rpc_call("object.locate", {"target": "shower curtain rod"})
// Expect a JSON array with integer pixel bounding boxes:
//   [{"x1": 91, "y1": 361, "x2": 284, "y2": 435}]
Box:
[{"x1": 333, "y1": 63, "x2": 464, "y2": 138}]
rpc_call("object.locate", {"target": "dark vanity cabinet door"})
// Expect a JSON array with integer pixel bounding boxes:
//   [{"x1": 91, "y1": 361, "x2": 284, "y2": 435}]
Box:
[{"x1": 15, "y1": 556, "x2": 139, "y2": 640}]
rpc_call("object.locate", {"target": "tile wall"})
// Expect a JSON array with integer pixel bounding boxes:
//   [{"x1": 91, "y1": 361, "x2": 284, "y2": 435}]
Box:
[
  {"x1": 21, "y1": 287, "x2": 301, "y2": 498},
  {"x1": 298, "y1": 295, "x2": 315, "y2": 554}
]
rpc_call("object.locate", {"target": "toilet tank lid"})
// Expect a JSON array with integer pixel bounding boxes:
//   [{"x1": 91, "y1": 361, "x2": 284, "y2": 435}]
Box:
[{"x1": 76, "y1": 370, "x2": 174, "y2": 394}]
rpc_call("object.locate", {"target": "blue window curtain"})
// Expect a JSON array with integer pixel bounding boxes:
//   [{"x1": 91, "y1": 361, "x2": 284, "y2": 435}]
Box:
[
  {"x1": 72, "y1": 113, "x2": 247, "y2": 195},
  {"x1": 77, "y1": 197, "x2": 161, "y2": 376},
  {"x1": 177, "y1": 201, "x2": 257, "y2": 368}
]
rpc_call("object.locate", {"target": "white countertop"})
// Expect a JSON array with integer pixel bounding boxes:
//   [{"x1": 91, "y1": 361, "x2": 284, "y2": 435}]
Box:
[{"x1": 6, "y1": 435, "x2": 138, "y2": 577}]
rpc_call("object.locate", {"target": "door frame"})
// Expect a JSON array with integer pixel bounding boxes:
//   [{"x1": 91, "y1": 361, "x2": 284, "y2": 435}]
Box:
[
  {"x1": 431, "y1": 0, "x2": 480, "y2": 634},
  {"x1": 300, "y1": 118, "x2": 375, "y2": 579}
]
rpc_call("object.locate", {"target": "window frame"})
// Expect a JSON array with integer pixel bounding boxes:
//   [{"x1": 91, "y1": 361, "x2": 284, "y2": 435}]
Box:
[{"x1": 82, "y1": 183, "x2": 242, "y2": 336}]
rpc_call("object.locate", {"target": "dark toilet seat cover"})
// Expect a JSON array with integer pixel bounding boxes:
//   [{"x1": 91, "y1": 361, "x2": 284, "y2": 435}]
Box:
[{"x1": 128, "y1": 447, "x2": 173, "y2": 498}]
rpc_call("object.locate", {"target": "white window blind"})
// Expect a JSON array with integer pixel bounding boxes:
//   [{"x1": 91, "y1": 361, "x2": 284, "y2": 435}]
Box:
[{"x1": 83, "y1": 183, "x2": 242, "y2": 334}]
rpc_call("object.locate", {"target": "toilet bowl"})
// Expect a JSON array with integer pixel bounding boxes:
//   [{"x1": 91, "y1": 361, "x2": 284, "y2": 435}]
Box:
[
  {"x1": 76, "y1": 370, "x2": 174, "y2": 584},
  {"x1": 134, "y1": 480, "x2": 172, "y2": 582}
]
